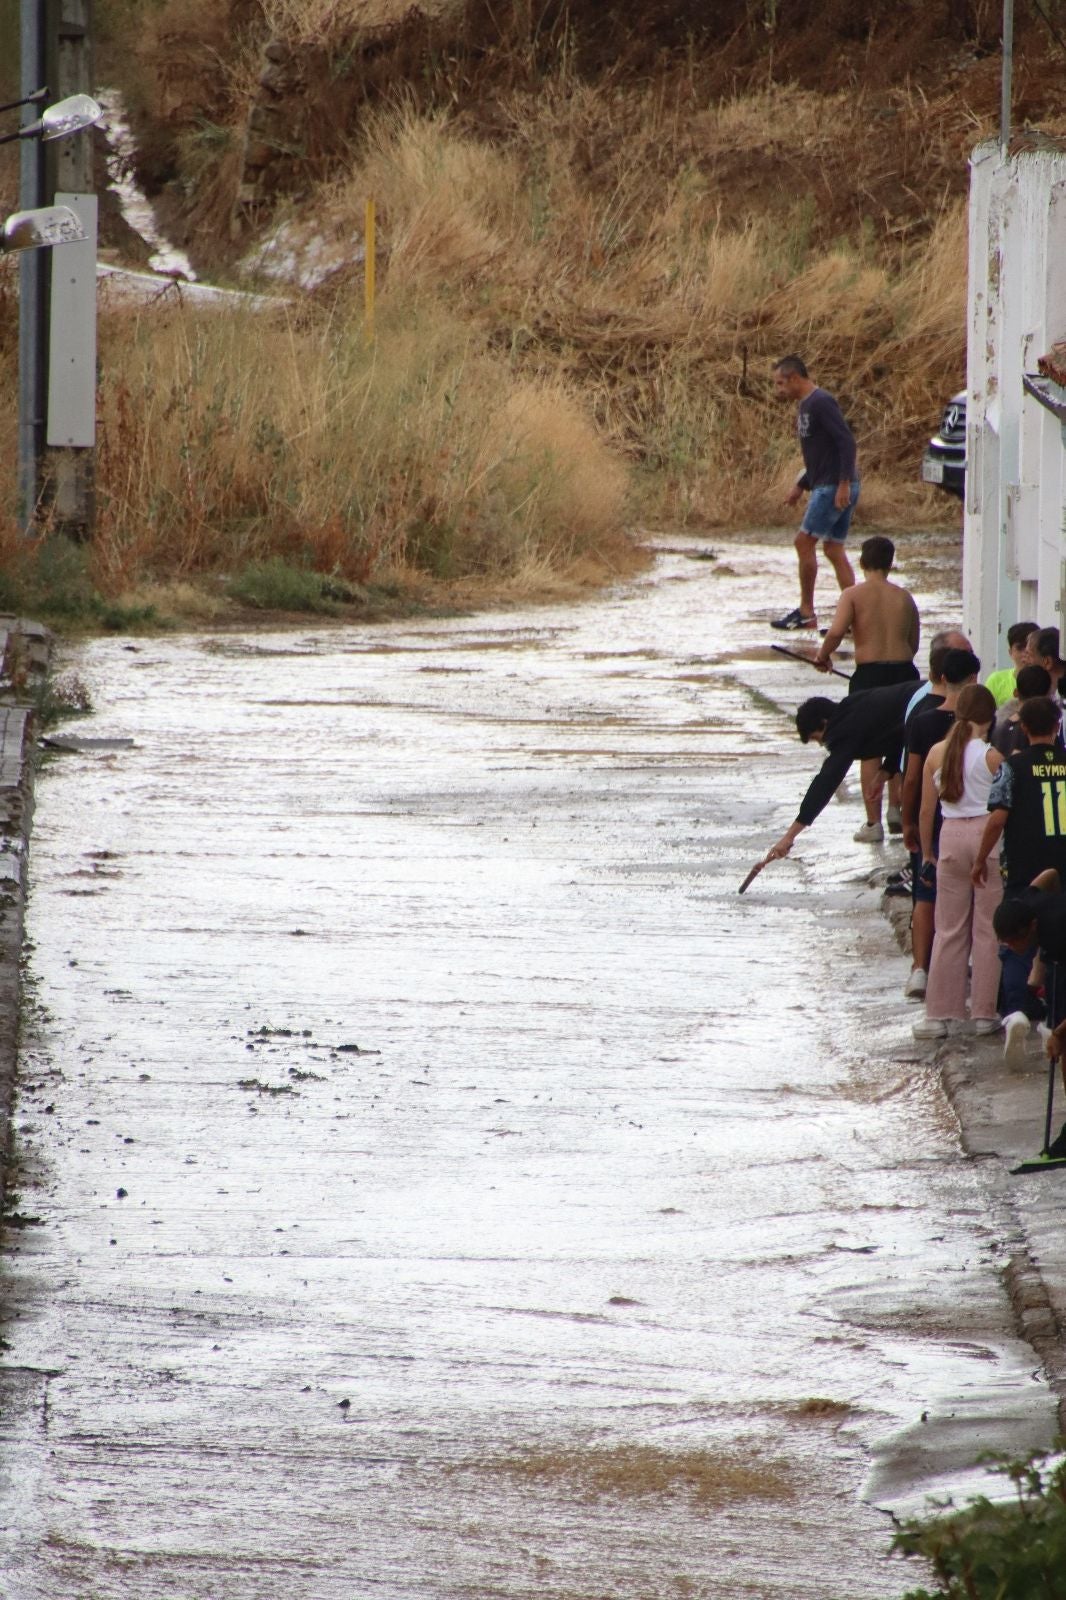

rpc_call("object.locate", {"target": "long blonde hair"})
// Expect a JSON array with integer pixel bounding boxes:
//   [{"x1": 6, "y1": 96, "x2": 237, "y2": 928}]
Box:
[{"x1": 939, "y1": 683, "x2": 996, "y2": 803}]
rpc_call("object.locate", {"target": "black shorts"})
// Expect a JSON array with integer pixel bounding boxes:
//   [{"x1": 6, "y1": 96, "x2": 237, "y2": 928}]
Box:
[{"x1": 848, "y1": 660, "x2": 920, "y2": 695}]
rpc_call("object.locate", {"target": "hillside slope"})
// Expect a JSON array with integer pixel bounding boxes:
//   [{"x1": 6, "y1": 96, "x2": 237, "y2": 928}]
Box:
[{"x1": 2, "y1": 0, "x2": 1060, "y2": 619}]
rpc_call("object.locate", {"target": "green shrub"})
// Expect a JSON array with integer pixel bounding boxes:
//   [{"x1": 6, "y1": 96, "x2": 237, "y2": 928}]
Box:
[
  {"x1": 892, "y1": 1452, "x2": 1066, "y2": 1599},
  {"x1": 226, "y1": 557, "x2": 339, "y2": 613},
  {"x1": 0, "y1": 539, "x2": 159, "y2": 631},
  {"x1": 33, "y1": 671, "x2": 94, "y2": 729}
]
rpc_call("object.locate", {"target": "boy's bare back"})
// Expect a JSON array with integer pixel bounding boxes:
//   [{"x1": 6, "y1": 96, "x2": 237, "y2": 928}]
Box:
[{"x1": 833, "y1": 576, "x2": 919, "y2": 664}]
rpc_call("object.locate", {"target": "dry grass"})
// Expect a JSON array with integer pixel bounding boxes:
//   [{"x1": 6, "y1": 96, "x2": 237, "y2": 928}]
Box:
[
  {"x1": 260, "y1": 0, "x2": 460, "y2": 46},
  {"x1": 67, "y1": 85, "x2": 968, "y2": 614},
  {"x1": 785, "y1": 1397, "x2": 856, "y2": 1421},
  {"x1": 3, "y1": 12, "x2": 990, "y2": 619},
  {"x1": 294, "y1": 99, "x2": 967, "y2": 529},
  {"x1": 80, "y1": 286, "x2": 630, "y2": 598},
  {"x1": 484, "y1": 1443, "x2": 794, "y2": 1505}
]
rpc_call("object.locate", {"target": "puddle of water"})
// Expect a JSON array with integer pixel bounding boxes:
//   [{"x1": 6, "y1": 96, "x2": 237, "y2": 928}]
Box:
[{"x1": 0, "y1": 539, "x2": 1047, "y2": 1599}]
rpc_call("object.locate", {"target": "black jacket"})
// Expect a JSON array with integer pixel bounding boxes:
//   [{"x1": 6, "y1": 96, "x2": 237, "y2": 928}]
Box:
[{"x1": 796, "y1": 681, "x2": 916, "y2": 827}]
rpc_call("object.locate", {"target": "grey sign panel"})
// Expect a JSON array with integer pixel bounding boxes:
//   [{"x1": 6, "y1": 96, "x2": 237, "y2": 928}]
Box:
[{"x1": 47, "y1": 192, "x2": 97, "y2": 448}]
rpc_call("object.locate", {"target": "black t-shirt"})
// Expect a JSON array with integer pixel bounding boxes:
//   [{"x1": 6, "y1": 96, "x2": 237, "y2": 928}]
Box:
[
  {"x1": 1001, "y1": 744, "x2": 1066, "y2": 890},
  {"x1": 796, "y1": 389, "x2": 858, "y2": 489},
  {"x1": 796, "y1": 680, "x2": 915, "y2": 826},
  {"x1": 906, "y1": 705, "x2": 954, "y2": 762},
  {"x1": 907, "y1": 706, "x2": 954, "y2": 850},
  {"x1": 1010, "y1": 888, "x2": 1066, "y2": 963},
  {"x1": 903, "y1": 689, "x2": 944, "y2": 741}
]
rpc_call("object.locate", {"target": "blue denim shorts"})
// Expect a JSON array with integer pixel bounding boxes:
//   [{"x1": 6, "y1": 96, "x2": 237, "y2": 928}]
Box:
[{"x1": 801, "y1": 480, "x2": 860, "y2": 542}]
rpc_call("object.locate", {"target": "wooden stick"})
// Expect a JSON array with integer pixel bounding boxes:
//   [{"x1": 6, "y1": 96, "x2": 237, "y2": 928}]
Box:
[
  {"x1": 738, "y1": 856, "x2": 771, "y2": 894},
  {"x1": 770, "y1": 643, "x2": 851, "y2": 680}
]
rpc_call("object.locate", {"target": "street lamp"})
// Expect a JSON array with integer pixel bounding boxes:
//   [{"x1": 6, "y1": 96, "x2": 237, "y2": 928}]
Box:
[
  {"x1": 0, "y1": 93, "x2": 103, "y2": 148},
  {"x1": 2, "y1": 205, "x2": 87, "y2": 252}
]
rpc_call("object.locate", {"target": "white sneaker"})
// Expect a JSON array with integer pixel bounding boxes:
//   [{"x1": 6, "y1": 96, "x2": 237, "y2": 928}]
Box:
[
  {"x1": 1003, "y1": 1012, "x2": 1030, "y2": 1064},
  {"x1": 886, "y1": 803, "x2": 903, "y2": 834},
  {"x1": 913, "y1": 1017, "x2": 948, "y2": 1039},
  {"x1": 904, "y1": 968, "x2": 928, "y2": 1000},
  {"x1": 972, "y1": 1018, "x2": 1001, "y2": 1037},
  {"x1": 853, "y1": 821, "x2": 885, "y2": 843}
]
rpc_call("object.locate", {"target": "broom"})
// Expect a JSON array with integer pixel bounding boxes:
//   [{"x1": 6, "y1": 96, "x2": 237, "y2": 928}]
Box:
[{"x1": 1012, "y1": 963, "x2": 1066, "y2": 1174}]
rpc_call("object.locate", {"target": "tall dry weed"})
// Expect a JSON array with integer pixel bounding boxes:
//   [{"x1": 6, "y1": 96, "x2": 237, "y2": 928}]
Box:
[
  {"x1": 306, "y1": 99, "x2": 965, "y2": 527},
  {"x1": 89, "y1": 286, "x2": 628, "y2": 593},
  {"x1": 259, "y1": 0, "x2": 459, "y2": 48},
  {"x1": 328, "y1": 107, "x2": 525, "y2": 289},
  {"x1": 0, "y1": 68, "x2": 969, "y2": 613}
]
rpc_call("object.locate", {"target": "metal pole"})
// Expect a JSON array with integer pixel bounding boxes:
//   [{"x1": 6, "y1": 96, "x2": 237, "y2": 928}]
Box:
[
  {"x1": 1001, "y1": 0, "x2": 1014, "y2": 157},
  {"x1": 365, "y1": 196, "x2": 375, "y2": 344},
  {"x1": 49, "y1": 0, "x2": 95, "y2": 539},
  {"x1": 18, "y1": 0, "x2": 49, "y2": 533}
]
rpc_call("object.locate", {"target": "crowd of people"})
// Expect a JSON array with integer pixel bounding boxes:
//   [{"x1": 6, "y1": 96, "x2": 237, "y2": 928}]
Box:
[
  {"x1": 765, "y1": 560, "x2": 1066, "y2": 1150},
  {"x1": 765, "y1": 354, "x2": 1066, "y2": 1159}
]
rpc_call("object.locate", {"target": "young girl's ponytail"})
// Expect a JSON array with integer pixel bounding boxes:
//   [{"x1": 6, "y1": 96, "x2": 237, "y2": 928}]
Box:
[{"x1": 938, "y1": 683, "x2": 996, "y2": 802}]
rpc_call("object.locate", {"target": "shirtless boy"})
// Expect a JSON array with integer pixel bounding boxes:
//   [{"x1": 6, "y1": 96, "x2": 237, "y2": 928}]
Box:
[
  {"x1": 813, "y1": 535, "x2": 920, "y2": 840},
  {"x1": 813, "y1": 536, "x2": 919, "y2": 690}
]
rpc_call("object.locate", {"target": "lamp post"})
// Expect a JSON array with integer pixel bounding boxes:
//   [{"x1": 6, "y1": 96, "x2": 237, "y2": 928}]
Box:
[
  {"x1": 19, "y1": 0, "x2": 48, "y2": 536},
  {"x1": 3, "y1": 203, "x2": 88, "y2": 525},
  {"x1": 1002, "y1": 0, "x2": 1014, "y2": 156},
  {"x1": 7, "y1": 85, "x2": 103, "y2": 532}
]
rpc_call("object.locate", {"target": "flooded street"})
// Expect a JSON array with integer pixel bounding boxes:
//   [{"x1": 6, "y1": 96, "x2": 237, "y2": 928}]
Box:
[{"x1": 0, "y1": 538, "x2": 1053, "y2": 1599}]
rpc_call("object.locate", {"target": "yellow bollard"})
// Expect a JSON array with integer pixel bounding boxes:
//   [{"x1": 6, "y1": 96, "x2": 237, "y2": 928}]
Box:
[{"x1": 364, "y1": 197, "x2": 376, "y2": 343}]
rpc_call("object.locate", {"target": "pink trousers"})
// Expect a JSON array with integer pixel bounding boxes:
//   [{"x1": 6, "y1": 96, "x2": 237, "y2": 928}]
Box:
[{"x1": 925, "y1": 815, "x2": 1003, "y2": 1022}]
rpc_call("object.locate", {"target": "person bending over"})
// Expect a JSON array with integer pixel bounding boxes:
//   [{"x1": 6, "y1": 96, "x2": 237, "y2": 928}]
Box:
[
  {"x1": 764, "y1": 679, "x2": 916, "y2": 863},
  {"x1": 994, "y1": 873, "x2": 1066, "y2": 1128}
]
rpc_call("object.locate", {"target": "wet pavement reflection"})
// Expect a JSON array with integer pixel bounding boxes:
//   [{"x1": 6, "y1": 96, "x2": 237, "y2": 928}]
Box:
[{"x1": 0, "y1": 537, "x2": 1053, "y2": 1599}]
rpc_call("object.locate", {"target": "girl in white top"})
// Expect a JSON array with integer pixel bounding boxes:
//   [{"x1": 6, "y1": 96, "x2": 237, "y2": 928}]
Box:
[{"x1": 915, "y1": 684, "x2": 1004, "y2": 1038}]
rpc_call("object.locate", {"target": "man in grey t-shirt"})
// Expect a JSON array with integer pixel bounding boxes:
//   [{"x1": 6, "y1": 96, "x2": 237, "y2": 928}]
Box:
[{"x1": 770, "y1": 354, "x2": 861, "y2": 633}]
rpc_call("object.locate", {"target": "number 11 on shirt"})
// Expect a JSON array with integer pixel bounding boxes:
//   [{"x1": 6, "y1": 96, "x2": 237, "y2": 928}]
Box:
[{"x1": 1042, "y1": 781, "x2": 1066, "y2": 835}]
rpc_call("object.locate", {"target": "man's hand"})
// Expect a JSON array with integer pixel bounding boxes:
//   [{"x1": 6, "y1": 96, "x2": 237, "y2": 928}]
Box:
[
  {"x1": 784, "y1": 485, "x2": 803, "y2": 507},
  {"x1": 972, "y1": 857, "x2": 988, "y2": 887},
  {"x1": 813, "y1": 654, "x2": 831, "y2": 673},
  {"x1": 767, "y1": 827, "x2": 800, "y2": 861},
  {"x1": 903, "y1": 823, "x2": 920, "y2": 854},
  {"x1": 834, "y1": 480, "x2": 851, "y2": 511},
  {"x1": 1047, "y1": 1022, "x2": 1066, "y2": 1062}
]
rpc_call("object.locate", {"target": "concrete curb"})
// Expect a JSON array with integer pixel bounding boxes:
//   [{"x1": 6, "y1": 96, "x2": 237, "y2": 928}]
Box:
[
  {"x1": 0, "y1": 621, "x2": 52, "y2": 1212},
  {"x1": 880, "y1": 876, "x2": 1066, "y2": 1435}
]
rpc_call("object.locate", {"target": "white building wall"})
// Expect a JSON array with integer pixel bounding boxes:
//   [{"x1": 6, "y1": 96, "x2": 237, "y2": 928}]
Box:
[{"x1": 965, "y1": 142, "x2": 1066, "y2": 671}]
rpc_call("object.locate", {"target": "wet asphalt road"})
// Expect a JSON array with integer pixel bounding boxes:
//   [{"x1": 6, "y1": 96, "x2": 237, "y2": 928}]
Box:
[{"x1": 0, "y1": 536, "x2": 1054, "y2": 1599}]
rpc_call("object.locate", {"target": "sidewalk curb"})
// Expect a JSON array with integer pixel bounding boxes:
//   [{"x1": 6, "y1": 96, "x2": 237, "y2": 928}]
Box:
[
  {"x1": 881, "y1": 881, "x2": 1066, "y2": 1435},
  {"x1": 0, "y1": 621, "x2": 52, "y2": 1215}
]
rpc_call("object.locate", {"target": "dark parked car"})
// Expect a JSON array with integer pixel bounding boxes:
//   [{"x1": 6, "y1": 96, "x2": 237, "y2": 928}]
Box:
[{"x1": 921, "y1": 391, "x2": 966, "y2": 498}]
